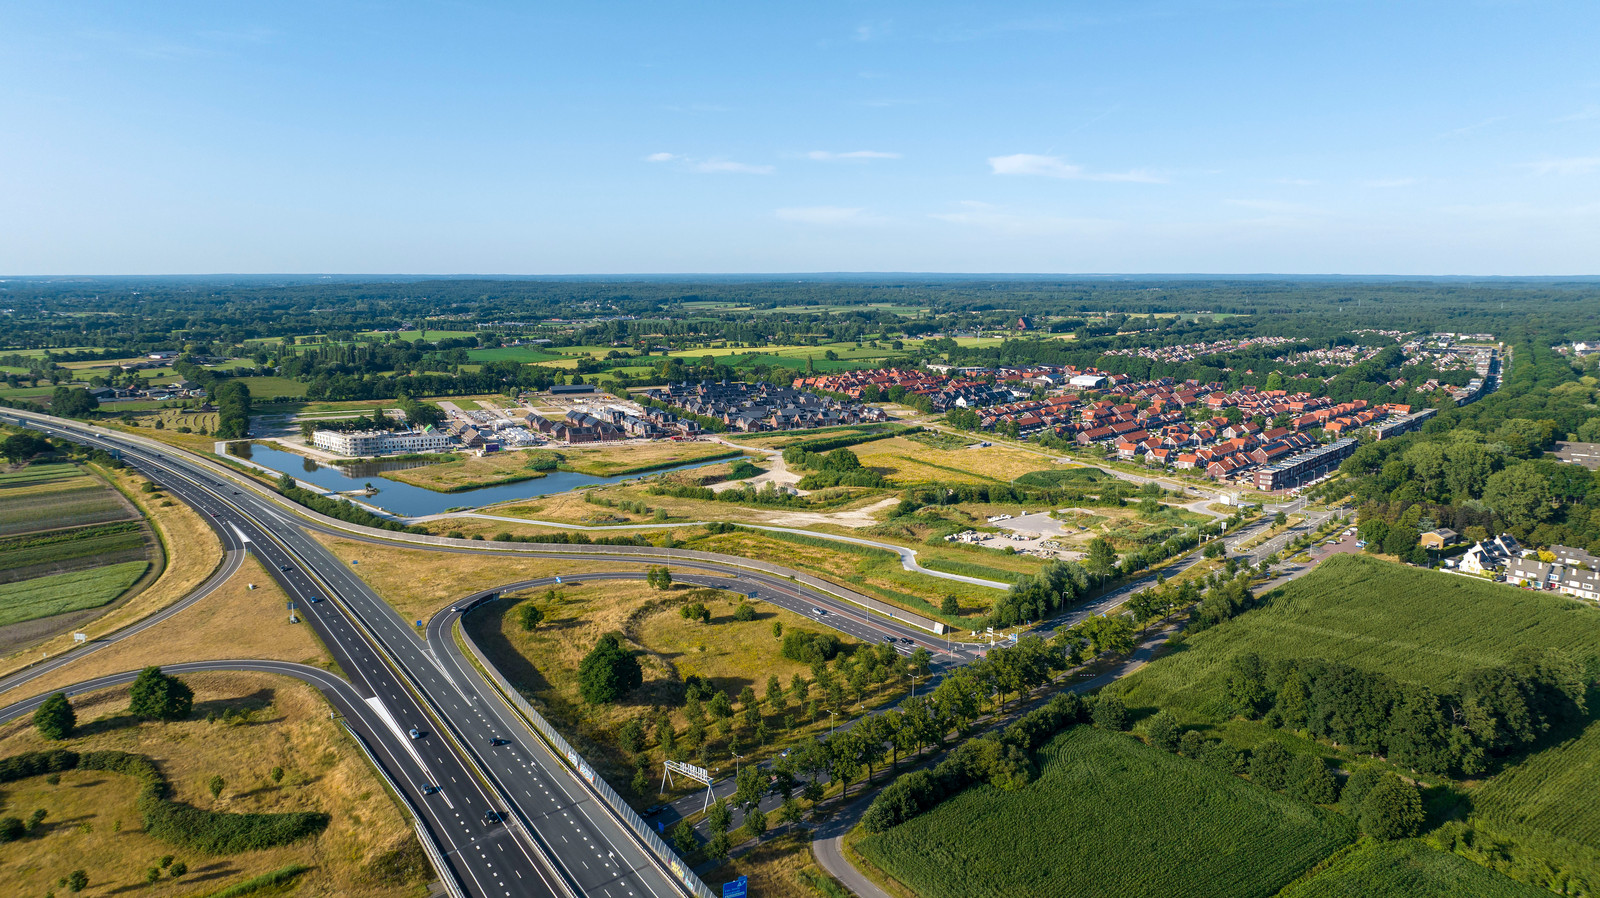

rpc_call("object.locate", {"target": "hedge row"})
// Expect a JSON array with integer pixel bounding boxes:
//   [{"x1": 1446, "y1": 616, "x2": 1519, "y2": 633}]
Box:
[{"x1": 783, "y1": 425, "x2": 921, "y2": 455}]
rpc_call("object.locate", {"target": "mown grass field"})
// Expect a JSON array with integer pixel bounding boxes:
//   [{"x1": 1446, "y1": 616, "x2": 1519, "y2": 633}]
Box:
[
  {"x1": 0, "y1": 673, "x2": 427, "y2": 898},
  {"x1": 232, "y1": 375, "x2": 308, "y2": 398},
  {"x1": 1279, "y1": 840, "x2": 1548, "y2": 898},
  {"x1": 1119, "y1": 554, "x2": 1600, "y2": 717},
  {"x1": 857, "y1": 725, "x2": 1355, "y2": 898},
  {"x1": 0, "y1": 560, "x2": 149, "y2": 626}
]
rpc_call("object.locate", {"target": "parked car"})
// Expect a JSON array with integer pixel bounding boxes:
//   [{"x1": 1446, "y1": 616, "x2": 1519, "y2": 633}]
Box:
[{"x1": 1355, "y1": 540, "x2": 1367, "y2": 548}]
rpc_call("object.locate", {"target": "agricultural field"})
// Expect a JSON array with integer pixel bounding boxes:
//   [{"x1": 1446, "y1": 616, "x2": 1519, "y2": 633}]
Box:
[
  {"x1": 1470, "y1": 716, "x2": 1600, "y2": 882},
  {"x1": 855, "y1": 725, "x2": 1355, "y2": 898},
  {"x1": 1278, "y1": 840, "x2": 1548, "y2": 898},
  {"x1": 0, "y1": 671, "x2": 428, "y2": 898},
  {"x1": 0, "y1": 462, "x2": 136, "y2": 537},
  {"x1": 0, "y1": 561, "x2": 149, "y2": 627},
  {"x1": 1116, "y1": 552, "x2": 1600, "y2": 892},
  {"x1": 1118, "y1": 554, "x2": 1600, "y2": 718},
  {"x1": 0, "y1": 460, "x2": 157, "y2": 638}
]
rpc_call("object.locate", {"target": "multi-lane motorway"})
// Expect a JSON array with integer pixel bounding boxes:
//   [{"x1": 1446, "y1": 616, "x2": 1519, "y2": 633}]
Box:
[
  {"x1": 1, "y1": 409, "x2": 1332, "y2": 898},
  {"x1": 0, "y1": 411, "x2": 973, "y2": 898}
]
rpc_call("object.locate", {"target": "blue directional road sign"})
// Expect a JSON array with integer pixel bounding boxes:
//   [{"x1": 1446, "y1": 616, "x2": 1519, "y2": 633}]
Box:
[{"x1": 723, "y1": 875, "x2": 748, "y2": 898}]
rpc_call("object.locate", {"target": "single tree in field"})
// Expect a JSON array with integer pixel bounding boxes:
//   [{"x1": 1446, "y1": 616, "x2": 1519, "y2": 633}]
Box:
[
  {"x1": 577, "y1": 633, "x2": 642, "y2": 704},
  {"x1": 33, "y1": 692, "x2": 75, "y2": 741},
  {"x1": 128, "y1": 667, "x2": 194, "y2": 720},
  {"x1": 517, "y1": 601, "x2": 543, "y2": 632},
  {"x1": 208, "y1": 775, "x2": 225, "y2": 800},
  {"x1": 65, "y1": 870, "x2": 88, "y2": 893}
]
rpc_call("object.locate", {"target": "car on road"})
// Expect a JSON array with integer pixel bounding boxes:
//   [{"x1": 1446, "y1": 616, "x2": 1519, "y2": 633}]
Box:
[
  {"x1": 882, "y1": 635, "x2": 896, "y2": 644},
  {"x1": 811, "y1": 607, "x2": 826, "y2": 616},
  {"x1": 482, "y1": 810, "x2": 504, "y2": 825},
  {"x1": 901, "y1": 637, "x2": 915, "y2": 644},
  {"x1": 308, "y1": 595, "x2": 323, "y2": 604},
  {"x1": 408, "y1": 727, "x2": 425, "y2": 739},
  {"x1": 420, "y1": 784, "x2": 440, "y2": 795},
  {"x1": 279, "y1": 564, "x2": 291, "y2": 572},
  {"x1": 489, "y1": 737, "x2": 511, "y2": 746},
  {"x1": 643, "y1": 804, "x2": 668, "y2": 816}
]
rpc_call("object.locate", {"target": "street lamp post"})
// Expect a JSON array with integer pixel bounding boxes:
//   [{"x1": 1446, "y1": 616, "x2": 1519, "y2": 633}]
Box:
[{"x1": 827, "y1": 709, "x2": 837, "y2": 737}]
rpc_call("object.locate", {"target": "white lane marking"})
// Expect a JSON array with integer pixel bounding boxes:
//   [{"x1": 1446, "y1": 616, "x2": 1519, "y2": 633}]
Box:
[{"x1": 364, "y1": 696, "x2": 436, "y2": 782}]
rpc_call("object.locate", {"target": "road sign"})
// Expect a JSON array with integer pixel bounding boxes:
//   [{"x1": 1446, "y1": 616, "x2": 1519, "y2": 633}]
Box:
[
  {"x1": 72, "y1": 633, "x2": 87, "y2": 645},
  {"x1": 722, "y1": 875, "x2": 748, "y2": 898}
]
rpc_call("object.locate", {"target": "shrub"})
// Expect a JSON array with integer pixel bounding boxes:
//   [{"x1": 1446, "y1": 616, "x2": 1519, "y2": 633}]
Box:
[
  {"x1": 1358, "y1": 774, "x2": 1424, "y2": 840},
  {"x1": 1250, "y1": 741, "x2": 1291, "y2": 791},
  {"x1": 128, "y1": 667, "x2": 193, "y2": 721},
  {"x1": 577, "y1": 633, "x2": 642, "y2": 704},
  {"x1": 781, "y1": 629, "x2": 842, "y2": 664},
  {"x1": 1092, "y1": 692, "x2": 1128, "y2": 731},
  {"x1": 732, "y1": 603, "x2": 756, "y2": 622}
]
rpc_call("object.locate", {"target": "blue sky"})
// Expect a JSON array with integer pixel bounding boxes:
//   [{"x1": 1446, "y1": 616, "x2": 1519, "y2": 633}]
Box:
[{"x1": 2, "y1": 1, "x2": 1597, "y2": 275}]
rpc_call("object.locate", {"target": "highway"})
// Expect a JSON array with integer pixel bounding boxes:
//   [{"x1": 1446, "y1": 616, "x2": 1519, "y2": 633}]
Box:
[
  {"x1": 4, "y1": 412, "x2": 629, "y2": 898},
  {"x1": 4, "y1": 408, "x2": 1334, "y2": 898}
]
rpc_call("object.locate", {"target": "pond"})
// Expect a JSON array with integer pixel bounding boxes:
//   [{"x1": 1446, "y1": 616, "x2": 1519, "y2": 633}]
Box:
[{"x1": 229, "y1": 442, "x2": 724, "y2": 518}]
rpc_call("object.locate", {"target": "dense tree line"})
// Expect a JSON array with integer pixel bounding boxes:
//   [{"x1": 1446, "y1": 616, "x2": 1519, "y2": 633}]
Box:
[{"x1": 1223, "y1": 648, "x2": 1593, "y2": 776}]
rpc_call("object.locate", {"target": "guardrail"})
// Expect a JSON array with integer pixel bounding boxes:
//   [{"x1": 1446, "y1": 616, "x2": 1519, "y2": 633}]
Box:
[
  {"x1": 340, "y1": 720, "x2": 468, "y2": 898},
  {"x1": 455, "y1": 614, "x2": 717, "y2": 898}
]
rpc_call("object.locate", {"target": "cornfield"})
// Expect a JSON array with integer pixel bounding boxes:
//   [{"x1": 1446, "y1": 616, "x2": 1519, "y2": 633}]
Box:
[{"x1": 856, "y1": 726, "x2": 1355, "y2": 898}]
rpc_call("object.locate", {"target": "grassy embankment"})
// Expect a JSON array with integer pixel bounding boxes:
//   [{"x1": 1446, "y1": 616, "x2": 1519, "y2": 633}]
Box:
[{"x1": 0, "y1": 672, "x2": 428, "y2": 897}]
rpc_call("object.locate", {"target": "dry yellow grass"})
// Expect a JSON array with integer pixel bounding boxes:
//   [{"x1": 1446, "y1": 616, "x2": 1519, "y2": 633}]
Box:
[
  {"x1": 314, "y1": 533, "x2": 648, "y2": 623},
  {"x1": 380, "y1": 450, "x2": 546, "y2": 492},
  {"x1": 0, "y1": 554, "x2": 327, "y2": 708},
  {"x1": 0, "y1": 671, "x2": 427, "y2": 898},
  {"x1": 853, "y1": 436, "x2": 1055, "y2": 484},
  {"x1": 704, "y1": 832, "x2": 834, "y2": 898},
  {"x1": 0, "y1": 464, "x2": 224, "y2": 679},
  {"x1": 465, "y1": 578, "x2": 896, "y2": 794},
  {"x1": 555, "y1": 441, "x2": 741, "y2": 477}
]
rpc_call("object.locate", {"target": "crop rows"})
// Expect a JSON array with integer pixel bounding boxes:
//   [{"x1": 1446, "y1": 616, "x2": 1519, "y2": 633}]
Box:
[
  {"x1": 1474, "y1": 718, "x2": 1600, "y2": 851},
  {"x1": 1120, "y1": 554, "x2": 1600, "y2": 717},
  {"x1": 0, "y1": 561, "x2": 148, "y2": 627},
  {"x1": 1280, "y1": 839, "x2": 1547, "y2": 898},
  {"x1": 857, "y1": 726, "x2": 1354, "y2": 898}
]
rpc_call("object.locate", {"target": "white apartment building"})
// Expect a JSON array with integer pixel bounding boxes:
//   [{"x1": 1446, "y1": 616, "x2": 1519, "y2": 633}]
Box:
[{"x1": 312, "y1": 427, "x2": 454, "y2": 457}]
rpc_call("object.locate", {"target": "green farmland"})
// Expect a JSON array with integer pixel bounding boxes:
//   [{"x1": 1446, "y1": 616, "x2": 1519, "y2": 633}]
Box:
[
  {"x1": 1279, "y1": 840, "x2": 1547, "y2": 898},
  {"x1": 857, "y1": 725, "x2": 1355, "y2": 898},
  {"x1": 0, "y1": 462, "x2": 137, "y2": 537},
  {"x1": 0, "y1": 561, "x2": 149, "y2": 627},
  {"x1": 1119, "y1": 554, "x2": 1600, "y2": 717}
]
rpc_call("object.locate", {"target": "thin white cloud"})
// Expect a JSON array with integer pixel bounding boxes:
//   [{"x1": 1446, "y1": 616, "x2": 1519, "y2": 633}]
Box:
[
  {"x1": 928, "y1": 200, "x2": 1114, "y2": 235},
  {"x1": 1523, "y1": 157, "x2": 1600, "y2": 176},
  {"x1": 1555, "y1": 105, "x2": 1600, "y2": 123},
  {"x1": 988, "y1": 153, "x2": 1163, "y2": 183},
  {"x1": 1438, "y1": 116, "x2": 1506, "y2": 139},
  {"x1": 1277, "y1": 178, "x2": 1318, "y2": 186},
  {"x1": 853, "y1": 21, "x2": 890, "y2": 42},
  {"x1": 776, "y1": 206, "x2": 883, "y2": 226},
  {"x1": 1361, "y1": 178, "x2": 1416, "y2": 188},
  {"x1": 806, "y1": 150, "x2": 902, "y2": 161},
  {"x1": 694, "y1": 159, "x2": 774, "y2": 175},
  {"x1": 643, "y1": 153, "x2": 773, "y2": 174}
]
